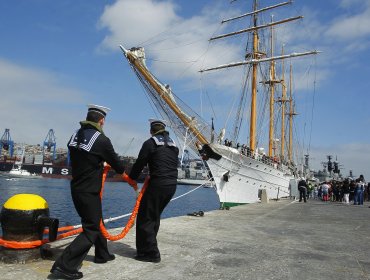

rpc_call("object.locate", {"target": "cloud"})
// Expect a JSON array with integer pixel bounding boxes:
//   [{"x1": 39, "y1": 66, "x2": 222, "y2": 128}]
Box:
[
  {"x1": 0, "y1": 58, "x2": 89, "y2": 146},
  {"x1": 0, "y1": 57, "x2": 148, "y2": 158},
  {"x1": 285, "y1": 2, "x2": 370, "y2": 93},
  {"x1": 98, "y1": 0, "x2": 180, "y2": 49},
  {"x1": 326, "y1": 1, "x2": 370, "y2": 40},
  {"x1": 98, "y1": 0, "x2": 245, "y2": 89},
  {"x1": 339, "y1": 0, "x2": 369, "y2": 9},
  {"x1": 0, "y1": 57, "x2": 148, "y2": 156}
]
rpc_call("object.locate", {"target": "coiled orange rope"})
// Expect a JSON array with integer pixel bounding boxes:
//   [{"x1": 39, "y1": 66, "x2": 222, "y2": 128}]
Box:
[{"x1": 0, "y1": 167, "x2": 146, "y2": 248}]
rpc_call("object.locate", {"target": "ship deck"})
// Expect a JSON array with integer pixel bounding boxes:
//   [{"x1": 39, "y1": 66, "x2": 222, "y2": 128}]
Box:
[{"x1": 1, "y1": 198, "x2": 370, "y2": 279}]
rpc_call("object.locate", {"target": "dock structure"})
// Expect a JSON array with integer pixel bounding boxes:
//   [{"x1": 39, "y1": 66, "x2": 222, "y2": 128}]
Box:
[{"x1": 1, "y1": 199, "x2": 370, "y2": 279}]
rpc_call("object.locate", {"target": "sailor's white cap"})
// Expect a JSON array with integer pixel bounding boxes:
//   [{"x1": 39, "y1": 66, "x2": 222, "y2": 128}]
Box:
[
  {"x1": 87, "y1": 104, "x2": 111, "y2": 117},
  {"x1": 149, "y1": 118, "x2": 166, "y2": 127}
]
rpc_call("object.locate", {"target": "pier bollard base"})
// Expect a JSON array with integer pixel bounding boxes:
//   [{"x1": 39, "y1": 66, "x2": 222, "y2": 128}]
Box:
[
  {"x1": 259, "y1": 189, "x2": 269, "y2": 204},
  {"x1": 0, "y1": 244, "x2": 53, "y2": 264}
]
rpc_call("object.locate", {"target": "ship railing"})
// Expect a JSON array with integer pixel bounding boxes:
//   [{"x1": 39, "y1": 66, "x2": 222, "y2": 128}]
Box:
[{"x1": 237, "y1": 144, "x2": 284, "y2": 171}]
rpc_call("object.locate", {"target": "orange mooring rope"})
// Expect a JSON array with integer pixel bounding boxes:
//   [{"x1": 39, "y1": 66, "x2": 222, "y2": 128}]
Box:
[
  {"x1": 99, "y1": 166, "x2": 148, "y2": 241},
  {"x1": 0, "y1": 166, "x2": 146, "y2": 249},
  {"x1": 0, "y1": 226, "x2": 83, "y2": 249}
]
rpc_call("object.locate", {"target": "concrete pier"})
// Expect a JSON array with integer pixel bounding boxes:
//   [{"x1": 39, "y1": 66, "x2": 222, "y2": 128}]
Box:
[{"x1": 1, "y1": 198, "x2": 370, "y2": 279}]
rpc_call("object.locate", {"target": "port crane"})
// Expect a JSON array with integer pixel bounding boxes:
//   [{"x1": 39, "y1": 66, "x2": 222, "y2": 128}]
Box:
[
  {"x1": 43, "y1": 129, "x2": 57, "y2": 161},
  {"x1": 0, "y1": 129, "x2": 14, "y2": 157}
]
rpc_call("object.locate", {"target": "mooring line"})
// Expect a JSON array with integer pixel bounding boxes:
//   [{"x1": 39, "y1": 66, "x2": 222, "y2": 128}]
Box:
[{"x1": 102, "y1": 179, "x2": 212, "y2": 224}]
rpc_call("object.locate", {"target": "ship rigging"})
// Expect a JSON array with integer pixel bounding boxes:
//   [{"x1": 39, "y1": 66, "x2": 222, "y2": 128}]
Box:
[{"x1": 120, "y1": 0, "x2": 320, "y2": 206}]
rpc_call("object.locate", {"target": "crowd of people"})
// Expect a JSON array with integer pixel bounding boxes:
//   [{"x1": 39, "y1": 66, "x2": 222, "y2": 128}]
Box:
[
  {"x1": 222, "y1": 138, "x2": 283, "y2": 168},
  {"x1": 224, "y1": 139, "x2": 252, "y2": 157},
  {"x1": 298, "y1": 175, "x2": 368, "y2": 205}
]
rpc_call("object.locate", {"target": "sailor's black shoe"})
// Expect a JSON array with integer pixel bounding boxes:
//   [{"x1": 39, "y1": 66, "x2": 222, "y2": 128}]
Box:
[
  {"x1": 94, "y1": 253, "x2": 115, "y2": 264},
  {"x1": 50, "y1": 265, "x2": 83, "y2": 279},
  {"x1": 134, "y1": 253, "x2": 161, "y2": 263}
]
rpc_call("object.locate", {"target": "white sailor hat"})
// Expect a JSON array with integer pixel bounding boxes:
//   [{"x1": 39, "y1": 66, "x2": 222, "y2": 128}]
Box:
[
  {"x1": 149, "y1": 118, "x2": 166, "y2": 127},
  {"x1": 87, "y1": 104, "x2": 111, "y2": 117}
]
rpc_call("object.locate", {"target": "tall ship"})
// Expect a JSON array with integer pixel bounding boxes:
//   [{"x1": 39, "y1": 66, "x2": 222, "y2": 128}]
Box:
[{"x1": 120, "y1": 0, "x2": 319, "y2": 207}]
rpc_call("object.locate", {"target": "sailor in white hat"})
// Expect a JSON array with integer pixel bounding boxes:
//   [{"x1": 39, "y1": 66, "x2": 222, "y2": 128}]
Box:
[
  {"x1": 148, "y1": 118, "x2": 167, "y2": 128},
  {"x1": 127, "y1": 117, "x2": 179, "y2": 263},
  {"x1": 51, "y1": 104, "x2": 135, "y2": 279},
  {"x1": 87, "y1": 104, "x2": 111, "y2": 118}
]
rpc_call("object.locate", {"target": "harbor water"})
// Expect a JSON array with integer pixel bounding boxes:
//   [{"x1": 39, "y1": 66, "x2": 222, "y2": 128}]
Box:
[{"x1": 0, "y1": 177, "x2": 219, "y2": 234}]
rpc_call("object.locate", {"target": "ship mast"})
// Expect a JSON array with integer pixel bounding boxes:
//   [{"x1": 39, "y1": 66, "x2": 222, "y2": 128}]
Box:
[
  {"x1": 265, "y1": 15, "x2": 280, "y2": 157},
  {"x1": 287, "y1": 63, "x2": 298, "y2": 163},
  {"x1": 250, "y1": 0, "x2": 258, "y2": 152},
  {"x1": 277, "y1": 45, "x2": 288, "y2": 161},
  {"x1": 200, "y1": 0, "x2": 319, "y2": 154}
]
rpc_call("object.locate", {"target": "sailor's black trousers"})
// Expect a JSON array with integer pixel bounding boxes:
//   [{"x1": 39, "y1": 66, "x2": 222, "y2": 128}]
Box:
[
  {"x1": 136, "y1": 183, "x2": 176, "y2": 256},
  {"x1": 55, "y1": 192, "x2": 111, "y2": 272}
]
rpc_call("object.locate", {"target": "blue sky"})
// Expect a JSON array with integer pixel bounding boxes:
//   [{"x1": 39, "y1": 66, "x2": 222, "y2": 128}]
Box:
[{"x1": 0, "y1": 0, "x2": 369, "y2": 180}]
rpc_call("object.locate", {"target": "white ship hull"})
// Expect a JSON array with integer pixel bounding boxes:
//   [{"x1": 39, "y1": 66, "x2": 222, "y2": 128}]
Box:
[{"x1": 207, "y1": 143, "x2": 295, "y2": 206}]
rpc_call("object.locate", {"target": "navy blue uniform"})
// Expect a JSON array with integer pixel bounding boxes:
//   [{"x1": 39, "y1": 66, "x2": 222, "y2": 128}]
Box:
[
  {"x1": 298, "y1": 179, "x2": 307, "y2": 203},
  {"x1": 129, "y1": 132, "x2": 179, "y2": 258},
  {"x1": 54, "y1": 122, "x2": 125, "y2": 272}
]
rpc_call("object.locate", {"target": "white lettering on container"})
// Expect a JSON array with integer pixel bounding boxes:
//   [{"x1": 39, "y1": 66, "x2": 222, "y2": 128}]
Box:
[
  {"x1": 42, "y1": 167, "x2": 53, "y2": 174},
  {"x1": 61, "y1": 168, "x2": 69, "y2": 175}
]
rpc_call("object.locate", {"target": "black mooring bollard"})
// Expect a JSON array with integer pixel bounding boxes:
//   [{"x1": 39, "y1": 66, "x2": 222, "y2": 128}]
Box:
[{"x1": 0, "y1": 193, "x2": 59, "y2": 263}]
